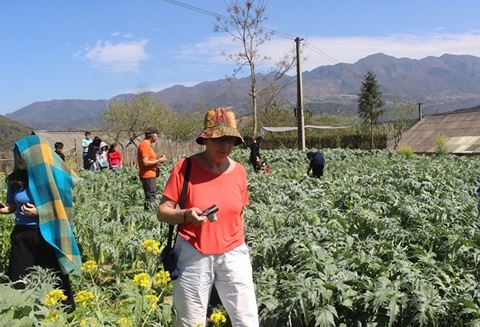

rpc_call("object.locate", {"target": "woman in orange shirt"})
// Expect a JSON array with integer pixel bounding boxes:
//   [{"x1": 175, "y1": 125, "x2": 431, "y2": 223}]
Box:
[{"x1": 157, "y1": 107, "x2": 258, "y2": 327}]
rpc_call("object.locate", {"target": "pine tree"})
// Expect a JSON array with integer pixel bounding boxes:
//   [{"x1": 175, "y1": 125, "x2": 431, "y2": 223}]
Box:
[{"x1": 357, "y1": 71, "x2": 385, "y2": 148}]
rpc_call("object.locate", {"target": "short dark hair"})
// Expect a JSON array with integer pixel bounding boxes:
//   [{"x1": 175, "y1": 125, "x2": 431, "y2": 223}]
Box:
[
  {"x1": 85, "y1": 131, "x2": 91, "y2": 136},
  {"x1": 54, "y1": 142, "x2": 64, "y2": 149},
  {"x1": 145, "y1": 127, "x2": 159, "y2": 137}
]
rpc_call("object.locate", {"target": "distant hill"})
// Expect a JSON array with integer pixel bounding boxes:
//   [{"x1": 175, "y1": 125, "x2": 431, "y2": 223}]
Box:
[
  {"x1": 6, "y1": 99, "x2": 108, "y2": 130},
  {"x1": 6, "y1": 53, "x2": 480, "y2": 130},
  {"x1": 0, "y1": 115, "x2": 32, "y2": 152}
]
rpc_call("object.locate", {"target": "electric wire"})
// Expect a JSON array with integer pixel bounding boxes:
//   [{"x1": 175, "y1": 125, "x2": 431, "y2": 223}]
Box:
[
  {"x1": 160, "y1": 0, "x2": 367, "y2": 81},
  {"x1": 161, "y1": 0, "x2": 298, "y2": 40}
]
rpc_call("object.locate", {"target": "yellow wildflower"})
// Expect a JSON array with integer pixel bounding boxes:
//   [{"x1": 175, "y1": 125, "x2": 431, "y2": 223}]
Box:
[
  {"x1": 44, "y1": 289, "x2": 67, "y2": 307},
  {"x1": 82, "y1": 260, "x2": 98, "y2": 273},
  {"x1": 154, "y1": 270, "x2": 171, "y2": 286},
  {"x1": 117, "y1": 317, "x2": 133, "y2": 327},
  {"x1": 43, "y1": 310, "x2": 60, "y2": 324},
  {"x1": 209, "y1": 311, "x2": 227, "y2": 326},
  {"x1": 146, "y1": 294, "x2": 159, "y2": 311},
  {"x1": 74, "y1": 290, "x2": 95, "y2": 308},
  {"x1": 132, "y1": 272, "x2": 151, "y2": 288},
  {"x1": 141, "y1": 239, "x2": 161, "y2": 254},
  {"x1": 80, "y1": 317, "x2": 98, "y2": 327}
]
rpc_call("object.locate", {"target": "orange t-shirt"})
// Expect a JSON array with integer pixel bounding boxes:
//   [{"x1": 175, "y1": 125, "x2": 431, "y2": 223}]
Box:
[
  {"x1": 138, "y1": 139, "x2": 157, "y2": 178},
  {"x1": 162, "y1": 157, "x2": 249, "y2": 255}
]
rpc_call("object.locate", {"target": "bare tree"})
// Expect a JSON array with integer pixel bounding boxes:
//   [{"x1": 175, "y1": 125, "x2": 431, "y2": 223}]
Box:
[
  {"x1": 215, "y1": 0, "x2": 294, "y2": 137},
  {"x1": 102, "y1": 94, "x2": 172, "y2": 148},
  {"x1": 391, "y1": 102, "x2": 415, "y2": 149}
]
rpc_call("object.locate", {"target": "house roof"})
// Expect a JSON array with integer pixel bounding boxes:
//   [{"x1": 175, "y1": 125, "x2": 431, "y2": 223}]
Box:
[{"x1": 395, "y1": 108, "x2": 480, "y2": 154}]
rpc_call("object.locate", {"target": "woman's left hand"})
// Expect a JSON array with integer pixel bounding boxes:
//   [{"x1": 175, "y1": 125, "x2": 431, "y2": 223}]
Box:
[{"x1": 21, "y1": 203, "x2": 38, "y2": 217}]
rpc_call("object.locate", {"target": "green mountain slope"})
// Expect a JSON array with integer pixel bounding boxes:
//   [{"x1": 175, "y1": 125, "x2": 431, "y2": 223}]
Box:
[{"x1": 0, "y1": 115, "x2": 32, "y2": 152}]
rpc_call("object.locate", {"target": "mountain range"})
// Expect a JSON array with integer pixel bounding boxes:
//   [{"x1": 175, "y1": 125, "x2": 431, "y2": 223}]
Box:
[{"x1": 6, "y1": 53, "x2": 480, "y2": 130}]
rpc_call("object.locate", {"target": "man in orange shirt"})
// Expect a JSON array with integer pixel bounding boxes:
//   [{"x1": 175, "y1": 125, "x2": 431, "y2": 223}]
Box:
[{"x1": 137, "y1": 127, "x2": 167, "y2": 210}]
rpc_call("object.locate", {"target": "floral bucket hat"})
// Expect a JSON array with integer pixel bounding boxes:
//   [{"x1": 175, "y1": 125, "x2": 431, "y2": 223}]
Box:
[{"x1": 196, "y1": 107, "x2": 244, "y2": 146}]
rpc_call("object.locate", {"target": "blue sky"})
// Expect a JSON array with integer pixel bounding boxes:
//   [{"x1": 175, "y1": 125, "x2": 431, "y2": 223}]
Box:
[{"x1": 1, "y1": 0, "x2": 480, "y2": 115}]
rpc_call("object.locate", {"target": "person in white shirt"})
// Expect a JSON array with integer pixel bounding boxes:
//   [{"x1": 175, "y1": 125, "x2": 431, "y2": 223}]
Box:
[{"x1": 81, "y1": 131, "x2": 93, "y2": 170}]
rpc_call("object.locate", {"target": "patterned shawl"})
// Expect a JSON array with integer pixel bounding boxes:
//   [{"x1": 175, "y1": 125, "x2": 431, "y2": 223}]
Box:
[{"x1": 15, "y1": 135, "x2": 82, "y2": 275}]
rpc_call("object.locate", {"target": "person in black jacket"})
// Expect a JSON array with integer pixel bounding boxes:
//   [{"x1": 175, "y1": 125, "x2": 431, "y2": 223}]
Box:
[
  {"x1": 86, "y1": 136, "x2": 101, "y2": 170},
  {"x1": 307, "y1": 151, "x2": 325, "y2": 178},
  {"x1": 249, "y1": 136, "x2": 262, "y2": 173}
]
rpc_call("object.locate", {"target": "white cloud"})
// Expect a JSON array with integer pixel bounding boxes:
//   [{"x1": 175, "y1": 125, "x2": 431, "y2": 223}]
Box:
[
  {"x1": 298, "y1": 31, "x2": 480, "y2": 70},
  {"x1": 80, "y1": 39, "x2": 150, "y2": 73},
  {"x1": 176, "y1": 35, "x2": 238, "y2": 64},
  {"x1": 178, "y1": 31, "x2": 480, "y2": 72}
]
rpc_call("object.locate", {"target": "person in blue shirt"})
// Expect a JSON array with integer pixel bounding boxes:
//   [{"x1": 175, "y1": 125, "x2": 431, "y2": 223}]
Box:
[
  {"x1": 307, "y1": 151, "x2": 325, "y2": 178},
  {"x1": 0, "y1": 143, "x2": 76, "y2": 311}
]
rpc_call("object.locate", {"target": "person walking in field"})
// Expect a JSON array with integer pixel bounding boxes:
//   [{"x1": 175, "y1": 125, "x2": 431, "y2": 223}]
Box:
[
  {"x1": 307, "y1": 151, "x2": 325, "y2": 178},
  {"x1": 86, "y1": 136, "x2": 102, "y2": 171},
  {"x1": 81, "y1": 131, "x2": 92, "y2": 169},
  {"x1": 92, "y1": 141, "x2": 109, "y2": 171},
  {"x1": 137, "y1": 127, "x2": 167, "y2": 210},
  {"x1": 0, "y1": 135, "x2": 81, "y2": 312},
  {"x1": 157, "y1": 107, "x2": 259, "y2": 327},
  {"x1": 107, "y1": 143, "x2": 122, "y2": 170},
  {"x1": 249, "y1": 136, "x2": 262, "y2": 173}
]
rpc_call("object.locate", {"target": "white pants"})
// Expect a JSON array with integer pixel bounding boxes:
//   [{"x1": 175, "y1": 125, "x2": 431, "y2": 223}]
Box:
[{"x1": 173, "y1": 236, "x2": 259, "y2": 327}]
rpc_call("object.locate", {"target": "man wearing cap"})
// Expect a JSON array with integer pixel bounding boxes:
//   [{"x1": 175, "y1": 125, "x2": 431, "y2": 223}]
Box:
[{"x1": 138, "y1": 127, "x2": 167, "y2": 210}]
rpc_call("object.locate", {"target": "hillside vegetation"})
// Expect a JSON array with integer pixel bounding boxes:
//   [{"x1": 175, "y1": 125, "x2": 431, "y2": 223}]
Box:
[{"x1": 0, "y1": 115, "x2": 31, "y2": 152}]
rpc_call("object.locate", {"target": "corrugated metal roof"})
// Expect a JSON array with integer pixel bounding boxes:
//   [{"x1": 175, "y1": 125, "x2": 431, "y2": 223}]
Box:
[{"x1": 394, "y1": 110, "x2": 480, "y2": 154}]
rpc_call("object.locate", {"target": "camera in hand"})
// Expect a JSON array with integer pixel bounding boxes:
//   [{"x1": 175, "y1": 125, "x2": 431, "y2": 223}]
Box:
[{"x1": 201, "y1": 205, "x2": 219, "y2": 222}]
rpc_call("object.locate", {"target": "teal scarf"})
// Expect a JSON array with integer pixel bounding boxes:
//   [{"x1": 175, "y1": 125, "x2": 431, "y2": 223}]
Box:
[{"x1": 15, "y1": 135, "x2": 82, "y2": 275}]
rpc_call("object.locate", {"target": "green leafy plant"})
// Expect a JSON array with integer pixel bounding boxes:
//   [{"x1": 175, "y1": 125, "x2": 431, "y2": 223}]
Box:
[{"x1": 1, "y1": 150, "x2": 480, "y2": 326}]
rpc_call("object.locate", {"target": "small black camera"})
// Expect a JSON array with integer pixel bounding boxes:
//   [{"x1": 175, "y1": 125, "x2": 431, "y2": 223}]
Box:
[{"x1": 200, "y1": 205, "x2": 219, "y2": 222}]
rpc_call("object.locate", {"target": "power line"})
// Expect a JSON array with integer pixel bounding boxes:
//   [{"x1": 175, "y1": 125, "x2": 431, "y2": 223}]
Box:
[
  {"x1": 161, "y1": 0, "x2": 355, "y2": 73},
  {"x1": 303, "y1": 41, "x2": 366, "y2": 80},
  {"x1": 303, "y1": 41, "x2": 339, "y2": 64},
  {"x1": 161, "y1": 0, "x2": 297, "y2": 40},
  {"x1": 161, "y1": 0, "x2": 230, "y2": 21}
]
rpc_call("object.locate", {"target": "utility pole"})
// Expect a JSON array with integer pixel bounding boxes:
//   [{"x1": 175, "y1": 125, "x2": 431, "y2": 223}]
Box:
[
  {"x1": 417, "y1": 102, "x2": 423, "y2": 121},
  {"x1": 295, "y1": 37, "x2": 305, "y2": 151}
]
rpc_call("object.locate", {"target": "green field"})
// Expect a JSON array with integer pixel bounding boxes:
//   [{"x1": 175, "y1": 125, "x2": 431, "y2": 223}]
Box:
[{"x1": 1, "y1": 149, "x2": 479, "y2": 326}]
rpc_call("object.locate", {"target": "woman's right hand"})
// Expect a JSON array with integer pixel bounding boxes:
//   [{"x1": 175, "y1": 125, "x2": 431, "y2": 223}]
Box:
[
  {"x1": 184, "y1": 208, "x2": 207, "y2": 225},
  {"x1": 21, "y1": 203, "x2": 38, "y2": 217}
]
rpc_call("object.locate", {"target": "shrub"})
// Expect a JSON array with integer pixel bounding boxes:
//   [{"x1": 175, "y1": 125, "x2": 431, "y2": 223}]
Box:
[
  {"x1": 435, "y1": 134, "x2": 449, "y2": 156},
  {"x1": 397, "y1": 145, "x2": 414, "y2": 158}
]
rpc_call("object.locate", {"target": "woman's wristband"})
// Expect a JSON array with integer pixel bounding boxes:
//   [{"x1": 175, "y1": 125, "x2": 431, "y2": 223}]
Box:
[{"x1": 183, "y1": 209, "x2": 187, "y2": 224}]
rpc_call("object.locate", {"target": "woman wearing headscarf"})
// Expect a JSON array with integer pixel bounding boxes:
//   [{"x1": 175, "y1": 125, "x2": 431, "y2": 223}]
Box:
[
  {"x1": 0, "y1": 135, "x2": 82, "y2": 310},
  {"x1": 157, "y1": 107, "x2": 259, "y2": 326}
]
